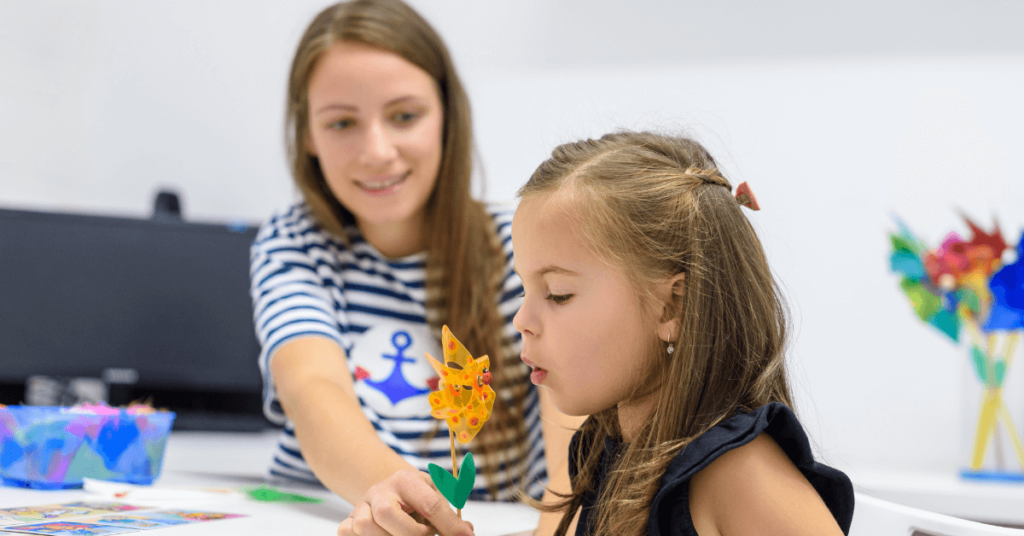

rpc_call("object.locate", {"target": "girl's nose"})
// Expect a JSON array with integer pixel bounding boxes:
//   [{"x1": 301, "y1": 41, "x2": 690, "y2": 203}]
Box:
[
  {"x1": 512, "y1": 301, "x2": 536, "y2": 337},
  {"x1": 359, "y1": 120, "x2": 398, "y2": 166}
]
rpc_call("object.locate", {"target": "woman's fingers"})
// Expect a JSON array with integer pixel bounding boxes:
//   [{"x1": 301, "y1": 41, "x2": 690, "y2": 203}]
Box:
[
  {"x1": 382, "y1": 470, "x2": 474, "y2": 536},
  {"x1": 344, "y1": 501, "x2": 393, "y2": 536},
  {"x1": 368, "y1": 493, "x2": 434, "y2": 536},
  {"x1": 341, "y1": 469, "x2": 474, "y2": 536}
]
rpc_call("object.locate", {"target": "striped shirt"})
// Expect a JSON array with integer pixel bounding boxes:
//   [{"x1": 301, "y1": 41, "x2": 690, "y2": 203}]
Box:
[{"x1": 249, "y1": 203, "x2": 546, "y2": 500}]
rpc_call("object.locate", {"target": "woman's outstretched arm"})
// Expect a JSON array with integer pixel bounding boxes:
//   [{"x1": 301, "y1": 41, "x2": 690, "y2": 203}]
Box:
[
  {"x1": 272, "y1": 336, "x2": 409, "y2": 500},
  {"x1": 273, "y1": 336, "x2": 471, "y2": 536}
]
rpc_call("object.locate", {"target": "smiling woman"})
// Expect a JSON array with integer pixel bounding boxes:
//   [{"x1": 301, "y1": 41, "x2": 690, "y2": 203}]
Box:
[{"x1": 246, "y1": 1, "x2": 570, "y2": 535}]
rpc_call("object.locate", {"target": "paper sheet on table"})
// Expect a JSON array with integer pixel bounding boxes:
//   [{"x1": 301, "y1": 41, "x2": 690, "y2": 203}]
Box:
[{"x1": 82, "y1": 478, "x2": 242, "y2": 505}]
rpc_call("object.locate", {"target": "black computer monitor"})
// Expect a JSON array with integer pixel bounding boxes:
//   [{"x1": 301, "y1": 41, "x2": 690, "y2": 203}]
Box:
[{"x1": 0, "y1": 207, "x2": 267, "y2": 430}]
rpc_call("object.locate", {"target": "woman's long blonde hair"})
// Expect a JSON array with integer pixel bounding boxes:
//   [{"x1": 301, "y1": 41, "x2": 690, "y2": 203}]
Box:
[
  {"x1": 519, "y1": 131, "x2": 794, "y2": 535},
  {"x1": 285, "y1": 0, "x2": 529, "y2": 497}
]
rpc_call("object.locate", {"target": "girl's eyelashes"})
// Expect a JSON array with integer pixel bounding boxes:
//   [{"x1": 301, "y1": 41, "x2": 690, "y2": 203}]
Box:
[
  {"x1": 546, "y1": 293, "x2": 573, "y2": 305},
  {"x1": 514, "y1": 286, "x2": 571, "y2": 304}
]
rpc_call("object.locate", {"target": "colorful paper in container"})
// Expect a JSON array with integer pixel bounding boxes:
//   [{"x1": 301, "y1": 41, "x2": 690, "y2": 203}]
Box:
[{"x1": 0, "y1": 404, "x2": 175, "y2": 489}]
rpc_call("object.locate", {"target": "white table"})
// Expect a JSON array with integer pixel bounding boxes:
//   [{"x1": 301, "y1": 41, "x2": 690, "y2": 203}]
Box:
[
  {"x1": 854, "y1": 469, "x2": 1024, "y2": 528},
  {"x1": 0, "y1": 430, "x2": 539, "y2": 535}
]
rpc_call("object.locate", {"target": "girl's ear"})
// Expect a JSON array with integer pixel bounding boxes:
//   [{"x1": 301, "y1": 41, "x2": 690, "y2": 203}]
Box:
[{"x1": 656, "y1": 272, "x2": 686, "y2": 342}]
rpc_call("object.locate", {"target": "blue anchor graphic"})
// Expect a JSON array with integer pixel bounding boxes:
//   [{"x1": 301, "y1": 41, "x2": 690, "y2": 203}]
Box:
[{"x1": 364, "y1": 331, "x2": 430, "y2": 405}]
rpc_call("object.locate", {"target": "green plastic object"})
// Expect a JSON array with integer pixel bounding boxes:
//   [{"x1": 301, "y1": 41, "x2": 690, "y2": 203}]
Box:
[
  {"x1": 971, "y1": 346, "x2": 989, "y2": 384},
  {"x1": 243, "y1": 484, "x2": 324, "y2": 504},
  {"x1": 970, "y1": 346, "x2": 1008, "y2": 389},
  {"x1": 428, "y1": 452, "x2": 476, "y2": 510},
  {"x1": 928, "y1": 309, "x2": 960, "y2": 342},
  {"x1": 899, "y1": 279, "x2": 941, "y2": 322}
]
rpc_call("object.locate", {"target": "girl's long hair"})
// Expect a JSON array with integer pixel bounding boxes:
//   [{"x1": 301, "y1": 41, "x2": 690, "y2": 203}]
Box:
[
  {"x1": 519, "y1": 131, "x2": 794, "y2": 535},
  {"x1": 285, "y1": 0, "x2": 529, "y2": 497}
]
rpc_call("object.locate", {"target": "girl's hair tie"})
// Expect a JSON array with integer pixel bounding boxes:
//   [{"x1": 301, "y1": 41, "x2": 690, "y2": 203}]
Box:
[
  {"x1": 683, "y1": 167, "x2": 727, "y2": 189},
  {"x1": 734, "y1": 182, "x2": 760, "y2": 211}
]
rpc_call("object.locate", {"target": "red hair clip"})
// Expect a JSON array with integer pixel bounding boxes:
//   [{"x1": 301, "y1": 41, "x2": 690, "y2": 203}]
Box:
[{"x1": 734, "y1": 182, "x2": 760, "y2": 211}]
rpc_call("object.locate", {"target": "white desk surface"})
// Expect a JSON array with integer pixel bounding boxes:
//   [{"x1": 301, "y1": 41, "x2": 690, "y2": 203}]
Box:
[
  {"x1": 854, "y1": 469, "x2": 1024, "y2": 527},
  {"x1": 7, "y1": 430, "x2": 1023, "y2": 532},
  {"x1": 0, "y1": 430, "x2": 539, "y2": 535}
]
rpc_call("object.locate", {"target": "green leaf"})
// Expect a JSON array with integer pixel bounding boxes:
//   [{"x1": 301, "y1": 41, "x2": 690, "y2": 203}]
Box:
[
  {"x1": 970, "y1": 346, "x2": 989, "y2": 384},
  {"x1": 454, "y1": 452, "x2": 476, "y2": 509},
  {"x1": 428, "y1": 453, "x2": 477, "y2": 510},
  {"x1": 428, "y1": 463, "x2": 458, "y2": 506}
]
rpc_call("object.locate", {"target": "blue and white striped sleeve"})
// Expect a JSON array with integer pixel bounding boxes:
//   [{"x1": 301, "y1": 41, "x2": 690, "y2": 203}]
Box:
[
  {"x1": 492, "y1": 207, "x2": 524, "y2": 339},
  {"x1": 249, "y1": 208, "x2": 347, "y2": 423}
]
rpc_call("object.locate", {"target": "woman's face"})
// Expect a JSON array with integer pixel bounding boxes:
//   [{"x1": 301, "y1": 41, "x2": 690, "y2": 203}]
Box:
[
  {"x1": 306, "y1": 41, "x2": 443, "y2": 233},
  {"x1": 512, "y1": 192, "x2": 658, "y2": 417}
]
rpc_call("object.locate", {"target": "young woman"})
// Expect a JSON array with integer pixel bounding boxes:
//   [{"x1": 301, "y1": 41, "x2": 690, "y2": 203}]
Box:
[
  {"x1": 250, "y1": 1, "x2": 576, "y2": 534},
  {"x1": 511, "y1": 131, "x2": 855, "y2": 535}
]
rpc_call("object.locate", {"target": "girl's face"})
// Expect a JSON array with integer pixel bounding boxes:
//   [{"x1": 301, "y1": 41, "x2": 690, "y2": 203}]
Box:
[
  {"x1": 306, "y1": 41, "x2": 443, "y2": 233},
  {"x1": 512, "y1": 193, "x2": 658, "y2": 417}
]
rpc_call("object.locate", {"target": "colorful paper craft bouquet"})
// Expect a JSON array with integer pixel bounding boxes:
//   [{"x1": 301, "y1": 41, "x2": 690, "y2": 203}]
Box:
[
  {"x1": 424, "y1": 326, "x2": 495, "y2": 516},
  {"x1": 890, "y1": 215, "x2": 1024, "y2": 480}
]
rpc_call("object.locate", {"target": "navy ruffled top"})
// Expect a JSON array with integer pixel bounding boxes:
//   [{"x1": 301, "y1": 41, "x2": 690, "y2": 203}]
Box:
[{"x1": 568, "y1": 402, "x2": 855, "y2": 535}]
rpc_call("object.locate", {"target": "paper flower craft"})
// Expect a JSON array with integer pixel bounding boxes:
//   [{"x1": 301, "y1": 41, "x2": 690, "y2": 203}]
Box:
[
  {"x1": 889, "y1": 215, "x2": 1024, "y2": 480},
  {"x1": 425, "y1": 327, "x2": 495, "y2": 445},
  {"x1": 424, "y1": 326, "x2": 494, "y2": 515}
]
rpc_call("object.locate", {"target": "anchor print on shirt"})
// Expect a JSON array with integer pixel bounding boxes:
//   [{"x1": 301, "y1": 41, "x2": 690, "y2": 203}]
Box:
[
  {"x1": 349, "y1": 322, "x2": 440, "y2": 417},
  {"x1": 355, "y1": 331, "x2": 433, "y2": 405}
]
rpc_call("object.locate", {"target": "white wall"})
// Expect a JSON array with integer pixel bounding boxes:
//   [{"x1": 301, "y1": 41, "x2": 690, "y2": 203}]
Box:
[{"x1": 3, "y1": 0, "x2": 1024, "y2": 481}]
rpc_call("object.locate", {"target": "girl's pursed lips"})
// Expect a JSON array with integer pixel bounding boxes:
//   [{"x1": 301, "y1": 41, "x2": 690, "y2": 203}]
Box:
[{"x1": 521, "y1": 355, "x2": 544, "y2": 370}]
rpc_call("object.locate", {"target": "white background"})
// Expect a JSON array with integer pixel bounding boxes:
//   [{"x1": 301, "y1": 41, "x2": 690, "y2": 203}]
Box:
[{"x1": 3, "y1": 0, "x2": 1024, "y2": 483}]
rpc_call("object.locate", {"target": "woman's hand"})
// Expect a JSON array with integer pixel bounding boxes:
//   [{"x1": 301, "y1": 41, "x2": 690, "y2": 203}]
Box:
[{"x1": 338, "y1": 469, "x2": 475, "y2": 536}]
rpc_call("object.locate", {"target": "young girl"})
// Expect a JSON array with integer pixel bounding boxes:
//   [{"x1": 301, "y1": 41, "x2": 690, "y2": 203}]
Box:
[
  {"x1": 250, "y1": 1, "x2": 573, "y2": 534},
  {"x1": 513, "y1": 131, "x2": 855, "y2": 536}
]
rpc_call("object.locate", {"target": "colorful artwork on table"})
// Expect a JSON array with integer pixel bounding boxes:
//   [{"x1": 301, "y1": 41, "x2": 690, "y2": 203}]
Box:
[
  {"x1": 57, "y1": 504, "x2": 144, "y2": 515},
  {"x1": 0, "y1": 521, "x2": 138, "y2": 535},
  {"x1": 82, "y1": 514, "x2": 188, "y2": 529},
  {"x1": 424, "y1": 326, "x2": 495, "y2": 514},
  {"x1": 890, "y1": 215, "x2": 1024, "y2": 481},
  {"x1": 0, "y1": 502, "x2": 245, "y2": 534},
  {"x1": 0, "y1": 506, "x2": 99, "y2": 523},
  {"x1": 143, "y1": 510, "x2": 244, "y2": 523},
  {"x1": 0, "y1": 503, "x2": 146, "y2": 523}
]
